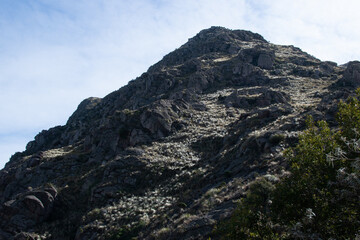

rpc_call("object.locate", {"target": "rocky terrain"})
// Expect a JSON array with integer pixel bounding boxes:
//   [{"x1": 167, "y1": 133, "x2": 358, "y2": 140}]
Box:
[{"x1": 0, "y1": 26, "x2": 359, "y2": 239}]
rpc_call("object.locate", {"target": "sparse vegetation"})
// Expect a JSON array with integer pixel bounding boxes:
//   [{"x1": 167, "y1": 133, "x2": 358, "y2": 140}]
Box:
[
  {"x1": 177, "y1": 202, "x2": 188, "y2": 209},
  {"x1": 268, "y1": 133, "x2": 285, "y2": 144},
  {"x1": 107, "y1": 221, "x2": 146, "y2": 240},
  {"x1": 86, "y1": 208, "x2": 102, "y2": 222}
]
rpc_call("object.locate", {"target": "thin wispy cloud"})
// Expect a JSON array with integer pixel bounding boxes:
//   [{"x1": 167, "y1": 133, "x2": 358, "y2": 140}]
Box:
[
  {"x1": 245, "y1": 0, "x2": 360, "y2": 63},
  {"x1": 0, "y1": 0, "x2": 359, "y2": 168}
]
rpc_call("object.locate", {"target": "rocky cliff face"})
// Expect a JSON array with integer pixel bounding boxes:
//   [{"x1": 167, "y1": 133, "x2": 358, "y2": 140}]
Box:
[{"x1": 0, "y1": 26, "x2": 358, "y2": 239}]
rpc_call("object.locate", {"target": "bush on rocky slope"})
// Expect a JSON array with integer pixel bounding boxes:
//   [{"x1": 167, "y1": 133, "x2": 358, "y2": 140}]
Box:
[{"x1": 215, "y1": 91, "x2": 360, "y2": 239}]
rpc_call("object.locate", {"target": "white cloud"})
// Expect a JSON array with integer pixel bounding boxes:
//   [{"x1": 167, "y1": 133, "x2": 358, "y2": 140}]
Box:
[
  {"x1": 0, "y1": 0, "x2": 360, "y2": 168},
  {"x1": 244, "y1": 0, "x2": 360, "y2": 63}
]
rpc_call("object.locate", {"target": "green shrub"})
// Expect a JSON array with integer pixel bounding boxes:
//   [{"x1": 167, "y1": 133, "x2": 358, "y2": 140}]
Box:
[
  {"x1": 214, "y1": 178, "x2": 280, "y2": 239},
  {"x1": 271, "y1": 114, "x2": 359, "y2": 239},
  {"x1": 215, "y1": 90, "x2": 360, "y2": 239}
]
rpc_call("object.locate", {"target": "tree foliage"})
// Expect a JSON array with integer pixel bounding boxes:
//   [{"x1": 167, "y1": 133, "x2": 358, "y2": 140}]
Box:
[{"x1": 215, "y1": 91, "x2": 360, "y2": 239}]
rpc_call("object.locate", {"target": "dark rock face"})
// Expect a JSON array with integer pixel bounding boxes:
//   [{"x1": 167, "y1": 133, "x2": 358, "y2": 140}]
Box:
[
  {"x1": 257, "y1": 52, "x2": 274, "y2": 69},
  {"x1": 224, "y1": 88, "x2": 290, "y2": 108},
  {"x1": 342, "y1": 61, "x2": 360, "y2": 86},
  {"x1": 0, "y1": 187, "x2": 57, "y2": 237},
  {"x1": 0, "y1": 26, "x2": 357, "y2": 239},
  {"x1": 140, "y1": 100, "x2": 178, "y2": 138}
]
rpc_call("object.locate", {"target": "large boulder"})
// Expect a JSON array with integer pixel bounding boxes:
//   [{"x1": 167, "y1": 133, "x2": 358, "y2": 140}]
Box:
[
  {"x1": 257, "y1": 52, "x2": 274, "y2": 69},
  {"x1": 0, "y1": 187, "x2": 58, "y2": 234},
  {"x1": 239, "y1": 47, "x2": 275, "y2": 70},
  {"x1": 22, "y1": 188, "x2": 57, "y2": 222},
  {"x1": 225, "y1": 89, "x2": 290, "y2": 108},
  {"x1": 140, "y1": 100, "x2": 179, "y2": 138},
  {"x1": 342, "y1": 61, "x2": 360, "y2": 86},
  {"x1": 22, "y1": 195, "x2": 45, "y2": 220}
]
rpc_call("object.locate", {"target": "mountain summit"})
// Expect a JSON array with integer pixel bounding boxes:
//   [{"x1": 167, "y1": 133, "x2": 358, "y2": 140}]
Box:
[{"x1": 0, "y1": 27, "x2": 359, "y2": 239}]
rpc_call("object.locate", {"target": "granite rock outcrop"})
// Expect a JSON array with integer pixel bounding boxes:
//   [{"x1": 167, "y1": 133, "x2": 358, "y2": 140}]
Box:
[{"x1": 0, "y1": 26, "x2": 357, "y2": 239}]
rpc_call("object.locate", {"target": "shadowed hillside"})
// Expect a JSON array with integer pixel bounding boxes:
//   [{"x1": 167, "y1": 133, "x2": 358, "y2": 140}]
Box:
[{"x1": 0, "y1": 27, "x2": 359, "y2": 239}]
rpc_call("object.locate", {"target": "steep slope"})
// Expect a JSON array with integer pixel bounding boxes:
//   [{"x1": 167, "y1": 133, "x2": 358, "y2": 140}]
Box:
[{"x1": 0, "y1": 26, "x2": 358, "y2": 239}]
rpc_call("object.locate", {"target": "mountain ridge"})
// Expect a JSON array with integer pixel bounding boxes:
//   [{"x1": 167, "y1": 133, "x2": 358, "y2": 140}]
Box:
[{"x1": 0, "y1": 26, "x2": 359, "y2": 239}]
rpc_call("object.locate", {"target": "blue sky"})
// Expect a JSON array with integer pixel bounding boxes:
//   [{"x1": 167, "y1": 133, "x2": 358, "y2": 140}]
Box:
[{"x1": 1, "y1": 0, "x2": 360, "y2": 169}]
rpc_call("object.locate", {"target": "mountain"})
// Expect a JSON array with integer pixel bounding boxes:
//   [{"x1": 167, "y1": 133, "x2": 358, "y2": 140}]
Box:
[{"x1": 0, "y1": 26, "x2": 359, "y2": 239}]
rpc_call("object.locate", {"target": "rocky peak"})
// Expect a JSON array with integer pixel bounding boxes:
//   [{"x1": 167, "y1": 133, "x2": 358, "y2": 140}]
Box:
[
  {"x1": 150, "y1": 26, "x2": 267, "y2": 70},
  {"x1": 67, "y1": 97, "x2": 102, "y2": 126},
  {"x1": 0, "y1": 27, "x2": 357, "y2": 239}
]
